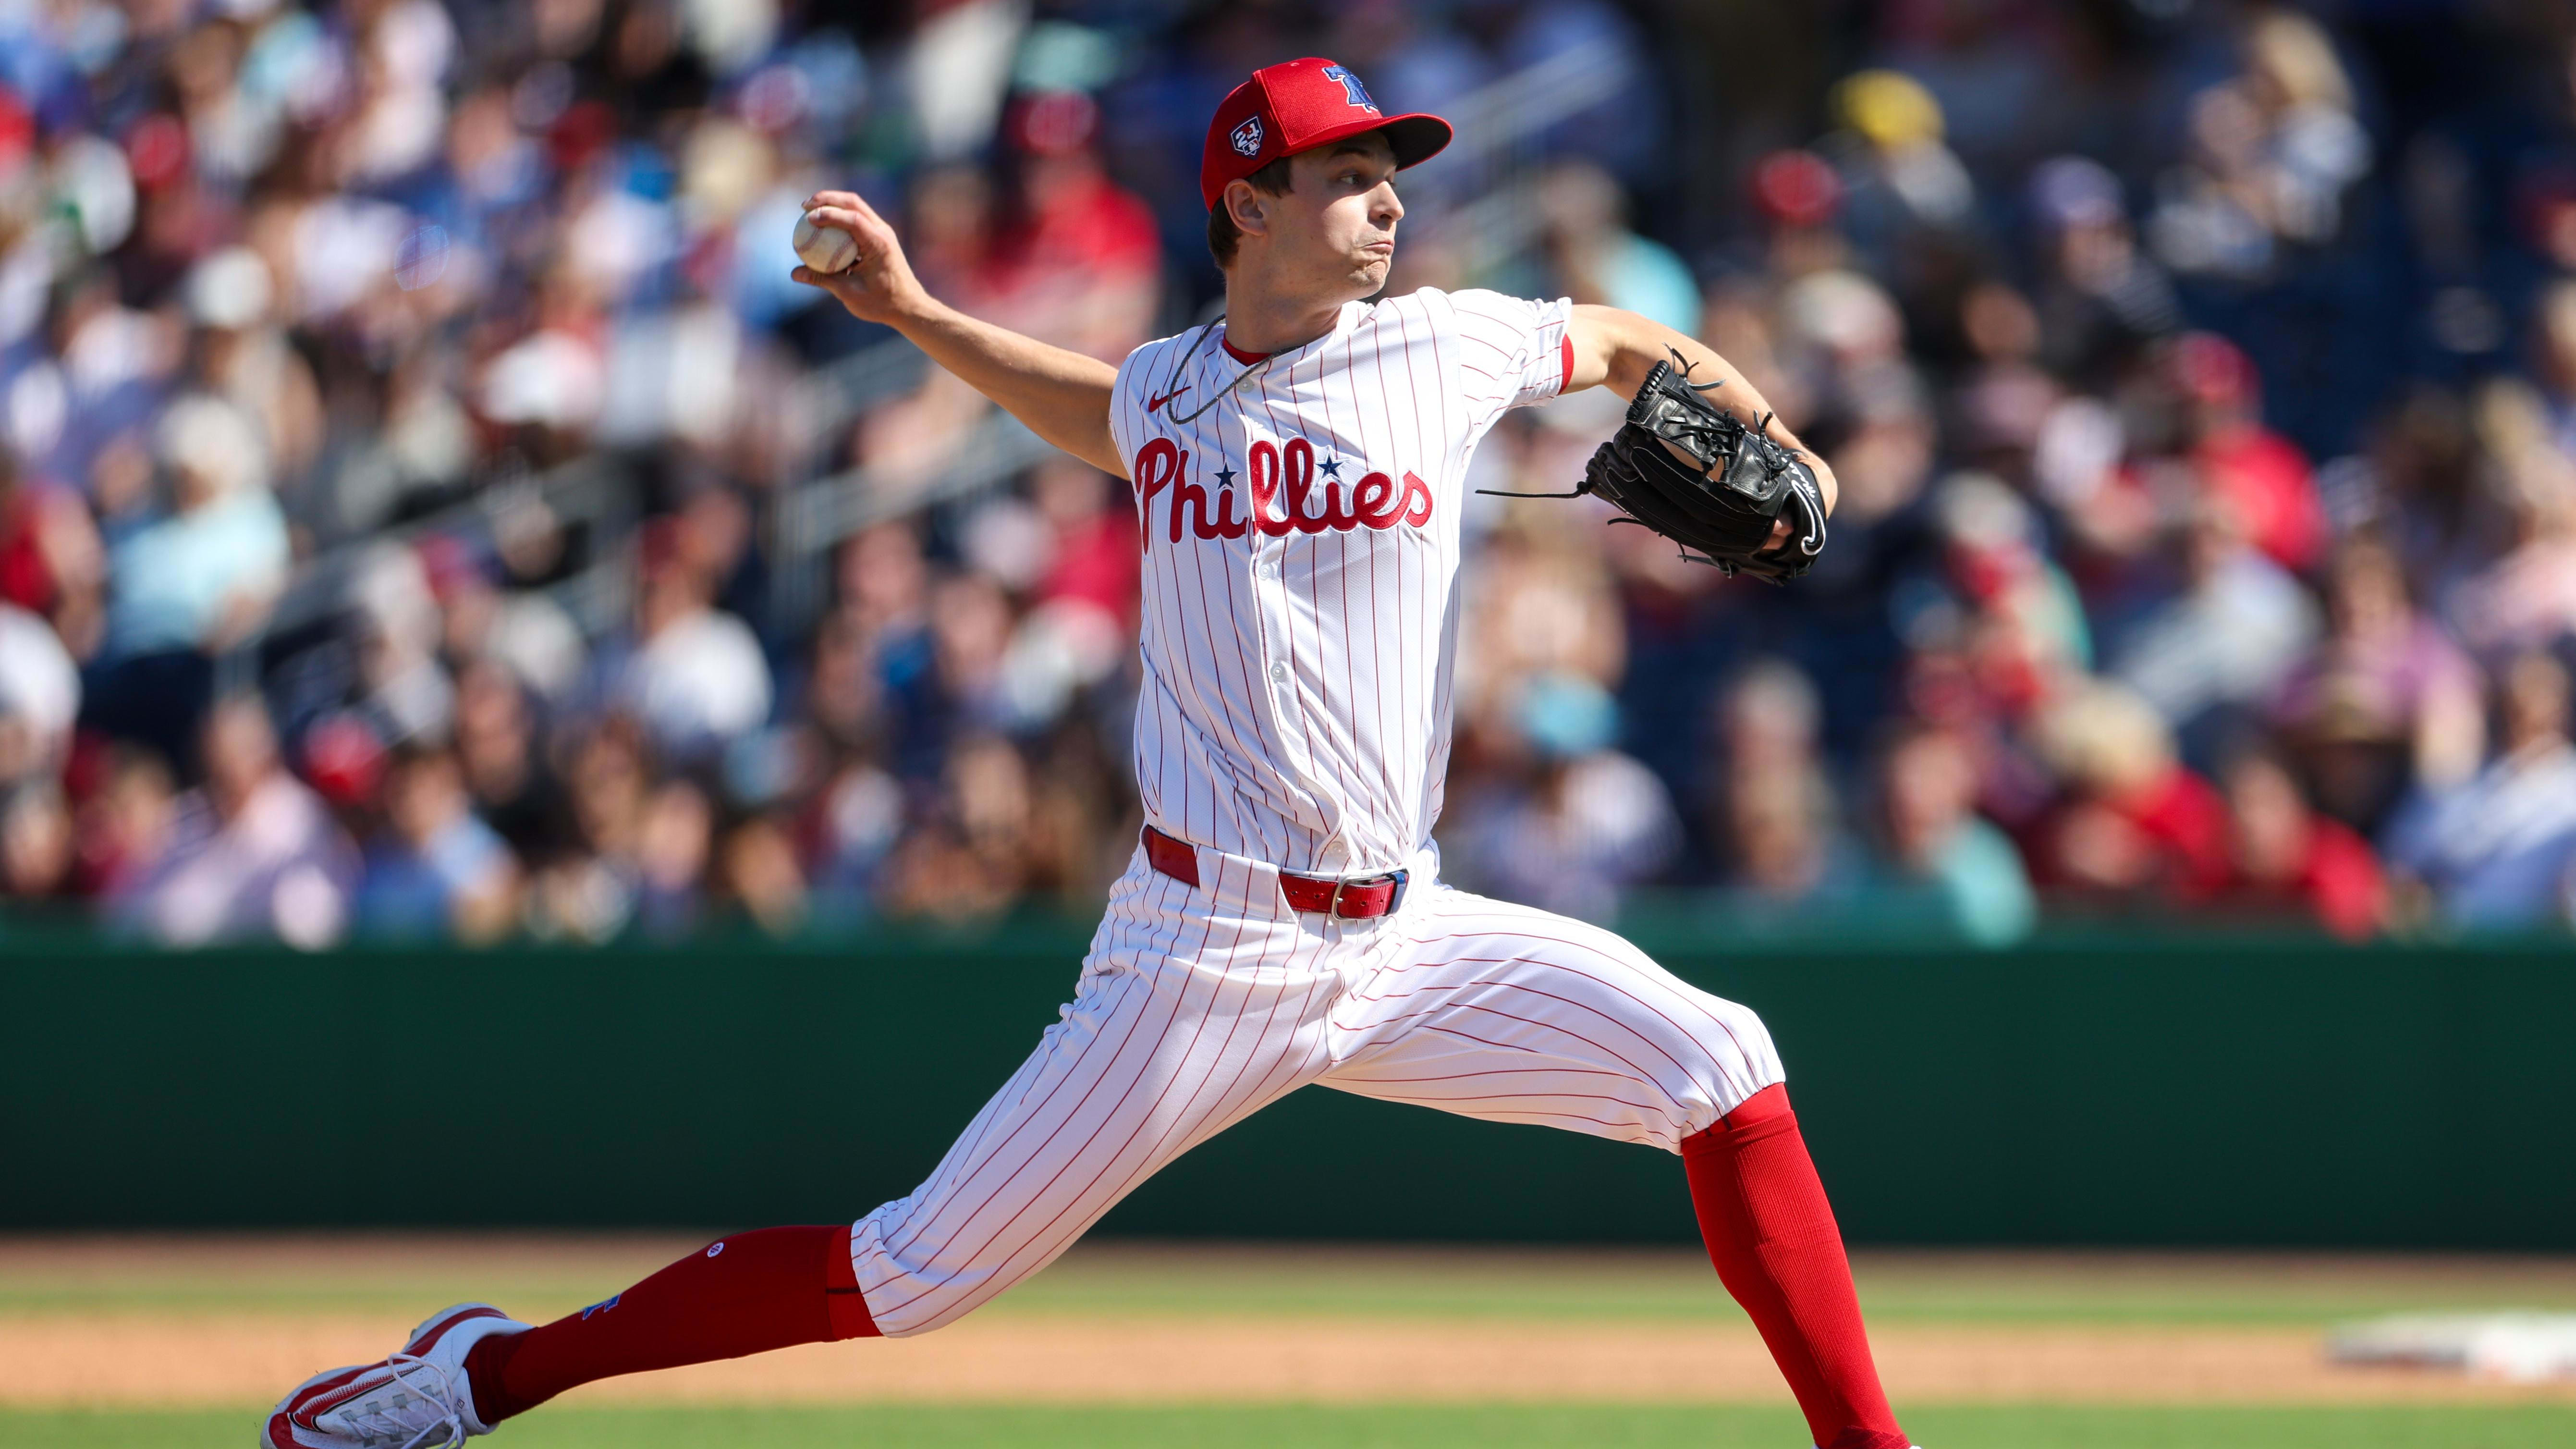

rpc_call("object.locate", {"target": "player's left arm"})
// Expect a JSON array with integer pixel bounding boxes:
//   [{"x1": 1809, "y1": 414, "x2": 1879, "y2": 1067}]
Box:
[{"x1": 1562, "y1": 304, "x2": 1838, "y2": 521}]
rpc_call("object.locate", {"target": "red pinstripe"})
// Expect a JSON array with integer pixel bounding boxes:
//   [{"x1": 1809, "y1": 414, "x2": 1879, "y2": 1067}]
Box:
[
  {"x1": 1333, "y1": 1083, "x2": 1676, "y2": 1117},
  {"x1": 930, "y1": 893, "x2": 1252, "y2": 1314},
  {"x1": 989, "y1": 892, "x2": 1303, "y2": 1286},
  {"x1": 870, "y1": 871, "x2": 1196, "y2": 1271},
  {"x1": 1329, "y1": 1065, "x2": 1634, "y2": 1084},
  {"x1": 1389, "y1": 917, "x2": 1760, "y2": 1058},
  {"x1": 1343, "y1": 974, "x2": 1723, "y2": 1102}
]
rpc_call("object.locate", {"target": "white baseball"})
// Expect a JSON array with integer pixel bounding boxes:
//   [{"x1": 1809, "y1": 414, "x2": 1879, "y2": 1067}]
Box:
[{"x1": 794, "y1": 211, "x2": 859, "y2": 274}]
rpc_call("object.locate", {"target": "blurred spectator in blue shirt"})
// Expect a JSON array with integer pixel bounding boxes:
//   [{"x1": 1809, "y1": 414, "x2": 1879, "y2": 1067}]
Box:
[
  {"x1": 358, "y1": 744, "x2": 518, "y2": 942},
  {"x1": 1866, "y1": 718, "x2": 2036, "y2": 947},
  {"x1": 1449, "y1": 671, "x2": 1679, "y2": 925},
  {"x1": 105, "y1": 396, "x2": 290, "y2": 661},
  {"x1": 2111, "y1": 499, "x2": 2320, "y2": 755},
  {"x1": 1531, "y1": 161, "x2": 1701, "y2": 336},
  {"x1": 2387, "y1": 651, "x2": 2576, "y2": 932}
]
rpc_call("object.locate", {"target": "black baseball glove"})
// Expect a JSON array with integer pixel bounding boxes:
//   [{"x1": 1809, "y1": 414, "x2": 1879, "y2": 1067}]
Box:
[{"x1": 1568, "y1": 354, "x2": 1829, "y2": 582}]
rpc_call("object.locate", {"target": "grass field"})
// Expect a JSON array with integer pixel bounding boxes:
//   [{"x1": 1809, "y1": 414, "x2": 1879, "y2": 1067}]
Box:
[
  {"x1": 16, "y1": 1403, "x2": 2576, "y2": 1449},
  {"x1": 5, "y1": 1237, "x2": 2574, "y2": 1448}
]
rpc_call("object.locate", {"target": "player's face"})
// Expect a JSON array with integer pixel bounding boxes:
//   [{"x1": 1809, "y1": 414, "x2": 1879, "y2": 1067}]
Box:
[{"x1": 1273, "y1": 133, "x2": 1404, "y2": 298}]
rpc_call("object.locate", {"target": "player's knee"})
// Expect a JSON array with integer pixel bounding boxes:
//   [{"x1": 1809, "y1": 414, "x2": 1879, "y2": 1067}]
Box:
[
  {"x1": 1717, "y1": 996, "x2": 1779, "y2": 1065},
  {"x1": 1669, "y1": 992, "x2": 1784, "y2": 1125}
]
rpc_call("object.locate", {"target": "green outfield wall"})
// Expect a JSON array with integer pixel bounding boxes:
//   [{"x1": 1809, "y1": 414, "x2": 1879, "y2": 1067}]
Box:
[{"x1": 5, "y1": 922, "x2": 2571, "y2": 1247}]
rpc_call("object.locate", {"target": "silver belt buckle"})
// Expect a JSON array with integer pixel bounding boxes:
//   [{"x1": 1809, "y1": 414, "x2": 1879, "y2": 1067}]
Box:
[{"x1": 1327, "y1": 877, "x2": 1348, "y2": 918}]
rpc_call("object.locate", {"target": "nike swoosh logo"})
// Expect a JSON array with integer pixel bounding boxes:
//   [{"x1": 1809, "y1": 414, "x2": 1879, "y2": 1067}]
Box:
[{"x1": 1146, "y1": 384, "x2": 1192, "y2": 414}]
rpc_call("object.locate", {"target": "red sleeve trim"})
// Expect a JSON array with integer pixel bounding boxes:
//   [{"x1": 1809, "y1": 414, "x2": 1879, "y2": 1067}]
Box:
[{"x1": 1558, "y1": 332, "x2": 1574, "y2": 393}]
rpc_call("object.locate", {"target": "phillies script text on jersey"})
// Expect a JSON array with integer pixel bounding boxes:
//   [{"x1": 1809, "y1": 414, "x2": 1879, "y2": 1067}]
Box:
[
  {"x1": 1133, "y1": 436, "x2": 1434, "y2": 543},
  {"x1": 1104, "y1": 286, "x2": 1575, "y2": 878}
]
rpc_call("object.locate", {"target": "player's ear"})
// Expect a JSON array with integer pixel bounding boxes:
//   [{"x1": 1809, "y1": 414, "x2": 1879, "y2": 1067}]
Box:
[{"x1": 1224, "y1": 179, "x2": 1270, "y2": 241}]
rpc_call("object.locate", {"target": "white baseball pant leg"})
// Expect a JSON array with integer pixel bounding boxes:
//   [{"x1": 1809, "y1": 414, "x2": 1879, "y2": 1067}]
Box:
[{"x1": 848, "y1": 843, "x2": 1782, "y2": 1337}]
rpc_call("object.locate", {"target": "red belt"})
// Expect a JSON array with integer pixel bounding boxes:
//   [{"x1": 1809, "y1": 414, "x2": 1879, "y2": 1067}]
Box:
[{"x1": 1143, "y1": 826, "x2": 1408, "y2": 919}]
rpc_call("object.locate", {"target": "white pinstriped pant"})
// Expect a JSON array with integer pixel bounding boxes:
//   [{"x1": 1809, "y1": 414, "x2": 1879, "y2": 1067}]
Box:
[{"x1": 848, "y1": 836, "x2": 1784, "y2": 1337}]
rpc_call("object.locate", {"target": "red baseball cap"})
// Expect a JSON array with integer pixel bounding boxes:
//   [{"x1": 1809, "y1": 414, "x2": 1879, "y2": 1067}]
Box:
[{"x1": 1200, "y1": 57, "x2": 1452, "y2": 210}]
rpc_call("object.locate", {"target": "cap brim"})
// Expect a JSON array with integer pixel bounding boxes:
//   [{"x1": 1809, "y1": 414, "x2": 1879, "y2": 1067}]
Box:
[
  {"x1": 1379, "y1": 113, "x2": 1452, "y2": 171},
  {"x1": 1292, "y1": 112, "x2": 1453, "y2": 173}
]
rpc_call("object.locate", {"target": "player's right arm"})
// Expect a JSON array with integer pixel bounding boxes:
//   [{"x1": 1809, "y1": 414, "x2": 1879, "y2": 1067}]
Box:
[{"x1": 794, "y1": 189, "x2": 1125, "y2": 479}]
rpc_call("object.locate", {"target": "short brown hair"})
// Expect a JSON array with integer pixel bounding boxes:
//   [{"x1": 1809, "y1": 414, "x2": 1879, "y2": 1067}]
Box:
[{"x1": 1207, "y1": 157, "x2": 1294, "y2": 268}]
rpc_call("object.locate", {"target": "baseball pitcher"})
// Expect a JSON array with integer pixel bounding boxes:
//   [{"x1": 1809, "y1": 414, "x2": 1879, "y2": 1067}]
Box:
[{"x1": 265, "y1": 58, "x2": 1908, "y2": 1449}]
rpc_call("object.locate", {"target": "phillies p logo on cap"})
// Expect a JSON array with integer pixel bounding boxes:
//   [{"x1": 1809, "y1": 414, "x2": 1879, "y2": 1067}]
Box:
[
  {"x1": 1199, "y1": 57, "x2": 1453, "y2": 210},
  {"x1": 1319, "y1": 64, "x2": 1378, "y2": 112}
]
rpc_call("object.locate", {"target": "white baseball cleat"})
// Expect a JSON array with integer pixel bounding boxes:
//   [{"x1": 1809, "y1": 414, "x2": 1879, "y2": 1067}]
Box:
[{"x1": 260, "y1": 1302, "x2": 527, "y2": 1448}]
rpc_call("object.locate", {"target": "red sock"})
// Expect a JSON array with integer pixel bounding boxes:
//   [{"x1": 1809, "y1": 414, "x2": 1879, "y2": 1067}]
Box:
[
  {"x1": 463, "y1": 1224, "x2": 878, "y2": 1423},
  {"x1": 1683, "y1": 1085, "x2": 1907, "y2": 1449}
]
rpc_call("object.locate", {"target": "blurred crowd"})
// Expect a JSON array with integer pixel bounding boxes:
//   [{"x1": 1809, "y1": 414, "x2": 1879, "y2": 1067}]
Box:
[{"x1": 15, "y1": 0, "x2": 2576, "y2": 947}]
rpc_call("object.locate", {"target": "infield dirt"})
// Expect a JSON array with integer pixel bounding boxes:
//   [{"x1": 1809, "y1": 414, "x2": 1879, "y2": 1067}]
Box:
[{"x1": 6, "y1": 1237, "x2": 2574, "y2": 1409}]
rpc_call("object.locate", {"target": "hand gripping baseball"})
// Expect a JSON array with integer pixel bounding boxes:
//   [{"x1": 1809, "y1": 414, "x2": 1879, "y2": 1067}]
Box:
[
  {"x1": 1578, "y1": 352, "x2": 1829, "y2": 582},
  {"x1": 791, "y1": 190, "x2": 929, "y2": 325}
]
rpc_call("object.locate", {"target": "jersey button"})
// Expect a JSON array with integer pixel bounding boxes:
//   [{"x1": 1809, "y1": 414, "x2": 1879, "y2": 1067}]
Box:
[{"x1": 1269, "y1": 663, "x2": 1288, "y2": 682}]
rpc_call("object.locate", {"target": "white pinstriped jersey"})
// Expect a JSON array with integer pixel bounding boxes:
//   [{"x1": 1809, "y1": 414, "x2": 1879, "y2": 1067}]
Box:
[
  {"x1": 846, "y1": 294, "x2": 1788, "y2": 1338},
  {"x1": 1106, "y1": 287, "x2": 1575, "y2": 877}
]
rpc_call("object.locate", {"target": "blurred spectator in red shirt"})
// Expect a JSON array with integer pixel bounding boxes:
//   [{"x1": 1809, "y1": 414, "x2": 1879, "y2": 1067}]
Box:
[
  {"x1": 1030, "y1": 458, "x2": 1140, "y2": 628},
  {"x1": 974, "y1": 91, "x2": 1160, "y2": 361},
  {"x1": 0, "y1": 450, "x2": 105, "y2": 659},
  {"x1": 2170, "y1": 332, "x2": 2328, "y2": 574},
  {"x1": 2215, "y1": 748, "x2": 2383, "y2": 939},
  {"x1": 1896, "y1": 473, "x2": 2091, "y2": 731},
  {"x1": 2028, "y1": 680, "x2": 2231, "y2": 903}
]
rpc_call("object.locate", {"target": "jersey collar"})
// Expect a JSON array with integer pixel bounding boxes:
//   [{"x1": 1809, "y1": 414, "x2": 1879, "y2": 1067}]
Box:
[{"x1": 1212, "y1": 301, "x2": 1364, "y2": 372}]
